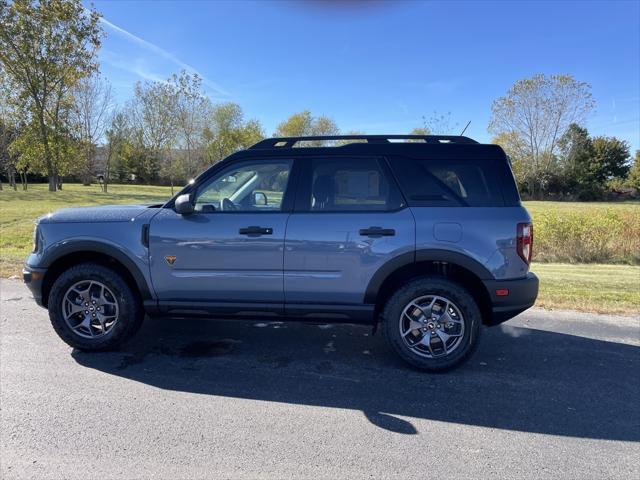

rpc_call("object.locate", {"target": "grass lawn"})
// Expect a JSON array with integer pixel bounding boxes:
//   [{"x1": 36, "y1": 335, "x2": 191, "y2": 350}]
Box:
[
  {"x1": 1, "y1": 183, "x2": 638, "y2": 315},
  {"x1": 531, "y1": 263, "x2": 639, "y2": 315},
  {"x1": 1, "y1": 183, "x2": 173, "y2": 276}
]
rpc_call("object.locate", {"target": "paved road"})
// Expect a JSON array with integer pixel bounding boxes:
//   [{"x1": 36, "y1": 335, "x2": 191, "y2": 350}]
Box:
[{"x1": 1, "y1": 279, "x2": 639, "y2": 479}]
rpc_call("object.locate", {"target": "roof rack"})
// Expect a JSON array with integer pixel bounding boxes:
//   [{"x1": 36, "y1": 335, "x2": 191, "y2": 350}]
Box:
[{"x1": 249, "y1": 134, "x2": 478, "y2": 149}]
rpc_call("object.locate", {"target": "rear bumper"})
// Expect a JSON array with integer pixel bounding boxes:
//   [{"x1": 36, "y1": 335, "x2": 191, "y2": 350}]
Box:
[
  {"x1": 23, "y1": 266, "x2": 47, "y2": 308},
  {"x1": 483, "y1": 272, "x2": 539, "y2": 325}
]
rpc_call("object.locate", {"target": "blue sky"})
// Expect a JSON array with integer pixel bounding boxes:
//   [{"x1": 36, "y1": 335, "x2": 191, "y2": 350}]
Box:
[{"x1": 92, "y1": 0, "x2": 640, "y2": 151}]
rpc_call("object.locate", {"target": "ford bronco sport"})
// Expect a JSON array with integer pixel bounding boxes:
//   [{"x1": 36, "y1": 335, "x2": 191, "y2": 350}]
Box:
[{"x1": 24, "y1": 135, "x2": 538, "y2": 371}]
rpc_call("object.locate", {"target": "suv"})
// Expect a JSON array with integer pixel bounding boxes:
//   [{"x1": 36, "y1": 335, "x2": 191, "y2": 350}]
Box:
[{"x1": 24, "y1": 135, "x2": 538, "y2": 371}]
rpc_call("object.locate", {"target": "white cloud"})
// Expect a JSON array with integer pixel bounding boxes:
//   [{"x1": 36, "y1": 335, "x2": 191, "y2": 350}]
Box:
[{"x1": 100, "y1": 16, "x2": 228, "y2": 96}]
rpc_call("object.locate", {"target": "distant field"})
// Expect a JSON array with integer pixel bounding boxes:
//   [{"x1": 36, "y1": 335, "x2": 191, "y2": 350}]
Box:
[{"x1": 1, "y1": 184, "x2": 638, "y2": 314}]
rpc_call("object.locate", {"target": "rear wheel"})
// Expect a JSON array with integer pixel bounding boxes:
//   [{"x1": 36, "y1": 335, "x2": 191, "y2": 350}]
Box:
[
  {"x1": 48, "y1": 263, "x2": 143, "y2": 351},
  {"x1": 382, "y1": 277, "x2": 481, "y2": 371}
]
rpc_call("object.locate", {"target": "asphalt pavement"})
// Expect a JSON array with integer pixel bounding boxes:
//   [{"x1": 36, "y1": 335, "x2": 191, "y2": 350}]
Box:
[{"x1": 1, "y1": 279, "x2": 639, "y2": 479}]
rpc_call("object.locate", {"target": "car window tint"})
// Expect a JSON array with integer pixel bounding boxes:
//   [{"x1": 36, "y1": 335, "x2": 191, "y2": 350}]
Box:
[
  {"x1": 308, "y1": 158, "x2": 403, "y2": 211},
  {"x1": 195, "y1": 161, "x2": 291, "y2": 212},
  {"x1": 390, "y1": 157, "x2": 505, "y2": 207}
]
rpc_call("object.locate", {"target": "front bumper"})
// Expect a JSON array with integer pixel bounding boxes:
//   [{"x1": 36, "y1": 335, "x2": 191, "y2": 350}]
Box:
[
  {"x1": 483, "y1": 272, "x2": 539, "y2": 325},
  {"x1": 23, "y1": 266, "x2": 47, "y2": 307}
]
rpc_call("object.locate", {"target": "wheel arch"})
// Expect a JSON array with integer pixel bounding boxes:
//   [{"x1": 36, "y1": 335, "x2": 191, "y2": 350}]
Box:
[
  {"x1": 366, "y1": 249, "x2": 494, "y2": 325},
  {"x1": 40, "y1": 241, "x2": 152, "y2": 309}
]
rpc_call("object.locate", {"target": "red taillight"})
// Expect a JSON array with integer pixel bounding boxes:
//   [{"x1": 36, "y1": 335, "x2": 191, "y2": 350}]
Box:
[{"x1": 517, "y1": 223, "x2": 533, "y2": 265}]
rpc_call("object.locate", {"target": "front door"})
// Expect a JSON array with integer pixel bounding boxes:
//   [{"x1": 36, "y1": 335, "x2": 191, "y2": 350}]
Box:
[{"x1": 149, "y1": 159, "x2": 294, "y2": 309}]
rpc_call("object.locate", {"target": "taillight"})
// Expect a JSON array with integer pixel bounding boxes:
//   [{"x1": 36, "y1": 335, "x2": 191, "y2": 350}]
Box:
[{"x1": 517, "y1": 223, "x2": 533, "y2": 265}]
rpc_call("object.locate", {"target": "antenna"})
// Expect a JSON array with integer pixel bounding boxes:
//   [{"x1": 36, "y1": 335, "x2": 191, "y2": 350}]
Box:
[{"x1": 460, "y1": 120, "x2": 471, "y2": 136}]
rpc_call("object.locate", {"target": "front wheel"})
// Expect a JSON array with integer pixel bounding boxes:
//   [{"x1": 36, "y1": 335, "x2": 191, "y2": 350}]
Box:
[
  {"x1": 382, "y1": 277, "x2": 481, "y2": 371},
  {"x1": 48, "y1": 262, "x2": 144, "y2": 351}
]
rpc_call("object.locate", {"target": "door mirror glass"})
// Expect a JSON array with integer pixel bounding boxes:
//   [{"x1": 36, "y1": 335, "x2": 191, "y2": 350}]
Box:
[
  {"x1": 175, "y1": 193, "x2": 195, "y2": 215},
  {"x1": 252, "y1": 191, "x2": 268, "y2": 206}
]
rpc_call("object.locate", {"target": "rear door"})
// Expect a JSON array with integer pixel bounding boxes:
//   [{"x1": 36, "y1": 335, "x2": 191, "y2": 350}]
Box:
[{"x1": 283, "y1": 156, "x2": 415, "y2": 313}]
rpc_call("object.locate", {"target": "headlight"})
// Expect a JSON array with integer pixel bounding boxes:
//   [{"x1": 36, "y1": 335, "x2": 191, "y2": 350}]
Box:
[{"x1": 32, "y1": 224, "x2": 40, "y2": 252}]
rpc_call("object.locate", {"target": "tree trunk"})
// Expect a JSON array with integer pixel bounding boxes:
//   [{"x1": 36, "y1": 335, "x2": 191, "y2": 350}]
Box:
[{"x1": 48, "y1": 172, "x2": 56, "y2": 192}]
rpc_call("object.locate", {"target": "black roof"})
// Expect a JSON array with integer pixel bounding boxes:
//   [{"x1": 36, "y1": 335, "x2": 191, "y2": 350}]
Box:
[
  {"x1": 250, "y1": 134, "x2": 478, "y2": 149},
  {"x1": 228, "y1": 134, "x2": 505, "y2": 161}
]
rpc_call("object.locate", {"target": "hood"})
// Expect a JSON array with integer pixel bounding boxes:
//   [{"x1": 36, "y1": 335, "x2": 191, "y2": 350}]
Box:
[{"x1": 37, "y1": 204, "x2": 157, "y2": 224}]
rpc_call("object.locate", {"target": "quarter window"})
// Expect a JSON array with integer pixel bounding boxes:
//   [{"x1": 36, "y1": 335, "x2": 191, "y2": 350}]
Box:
[{"x1": 390, "y1": 157, "x2": 506, "y2": 207}]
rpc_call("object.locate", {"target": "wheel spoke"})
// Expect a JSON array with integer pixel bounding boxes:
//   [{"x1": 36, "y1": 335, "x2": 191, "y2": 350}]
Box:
[{"x1": 402, "y1": 312, "x2": 424, "y2": 336}]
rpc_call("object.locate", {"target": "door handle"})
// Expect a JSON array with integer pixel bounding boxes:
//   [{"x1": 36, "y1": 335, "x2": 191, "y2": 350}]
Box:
[
  {"x1": 359, "y1": 227, "x2": 396, "y2": 237},
  {"x1": 239, "y1": 226, "x2": 273, "y2": 235}
]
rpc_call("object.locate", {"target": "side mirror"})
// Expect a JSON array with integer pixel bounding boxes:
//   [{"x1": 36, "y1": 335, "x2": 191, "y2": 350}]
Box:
[
  {"x1": 253, "y1": 191, "x2": 268, "y2": 206},
  {"x1": 175, "y1": 193, "x2": 194, "y2": 215}
]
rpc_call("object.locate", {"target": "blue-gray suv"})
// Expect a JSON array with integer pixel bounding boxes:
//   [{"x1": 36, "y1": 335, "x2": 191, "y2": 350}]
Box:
[{"x1": 24, "y1": 135, "x2": 538, "y2": 371}]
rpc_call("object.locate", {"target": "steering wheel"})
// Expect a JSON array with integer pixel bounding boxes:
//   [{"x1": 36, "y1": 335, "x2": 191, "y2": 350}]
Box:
[{"x1": 221, "y1": 198, "x2": 237, "y2": 211}]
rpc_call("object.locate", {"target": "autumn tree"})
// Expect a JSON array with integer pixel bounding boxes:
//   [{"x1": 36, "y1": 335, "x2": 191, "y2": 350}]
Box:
[
  {"x1": 274, "y1": 110, "x2": 339, "y2": 145},
  {"x1": 0, "y1": 0, "x2": 103, "y2": 191},
  {"x1": 127, "y1": 79, "x2": 178, "y2": 189},
  {"x1": 170, "y1": 70, "x2": 212, "y2": 179},
  {"x1": 204, "y1": 103, "x2": 263, "y2": 164},
  {"x1": 489, "y1": 74, "x2": 594, "y2": 198},
  {"x1": 70, "y1": 73, "x2": 113, "y2": 185}
]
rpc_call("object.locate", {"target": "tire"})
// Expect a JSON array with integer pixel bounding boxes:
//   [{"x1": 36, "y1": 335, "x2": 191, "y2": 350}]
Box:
[
  {"x1": 48, "y1": 262, "x2": 144, "y2": 351},
  {"x1": 382, "y1": 276, "x2": 481, "y2": 372}
]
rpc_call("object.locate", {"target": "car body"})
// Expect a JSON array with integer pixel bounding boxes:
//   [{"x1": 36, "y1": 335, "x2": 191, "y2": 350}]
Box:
[{"x1": 24, "y1": 135, "x2": 538, "y2": 370}]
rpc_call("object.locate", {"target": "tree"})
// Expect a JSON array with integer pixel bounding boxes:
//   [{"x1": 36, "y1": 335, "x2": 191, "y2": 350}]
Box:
[
  {"x1": 70, "y1": 73, "x2": 112, "y2": 185},
  {"x1": 102, "y1": 111, "x2": 129, "y2": 192},
  {"x1": 557, "y1": 123, "x2": 595, "y2": 198},
  {"x1": 171, "y1": 70, "x2": 212, "y2": 180},
  {"x1": 591, "y1": 136, "x2": 630, "y2": 181},
  {"x1": 491, "y1": 131, "x2": 531, "y2": 193},
  {"x1": 626, "y1": 150, "x2": 640, "y2": 190},
  {"x1": 204, "y1": 103, "x2": 264, "y2": 164},
  {"x1": 0, "y1": 66, "x2": 21, "y2": 190},
  {"x1": 0, "y1": 0, "x2": 103, "y2": 191},
  {"x1": 421, "y1": 111, "x2": 459, "y2": 134},
  {"x1": 556, "y1": 125, "x2": 630, "y2": 200},
  {"x1": 488, "y1": 74, "x2": 594, "y2": 198},
  {"x1": 127, "y1": 79, "x2": 178, "y2": 190},
  {"x1": 274, "y1": 110, "x2": 339, "y2": 145}
]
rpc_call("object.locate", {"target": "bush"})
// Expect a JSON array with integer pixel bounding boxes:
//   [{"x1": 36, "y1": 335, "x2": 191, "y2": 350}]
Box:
[{"x1": 533, "y1": 208, "x2": 640, "y2": 264}]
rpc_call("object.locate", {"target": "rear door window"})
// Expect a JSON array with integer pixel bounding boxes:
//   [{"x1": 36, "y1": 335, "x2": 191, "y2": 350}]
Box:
[
  {"x1": 389, "y1": 157, "x2": 507, "y2": 207},
  {"x1": 297, "y1": 157, "x2": 404, "y2": 212}
]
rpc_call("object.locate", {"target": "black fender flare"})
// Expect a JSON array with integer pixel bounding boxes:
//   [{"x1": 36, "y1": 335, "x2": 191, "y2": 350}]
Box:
[
  {"x1": 40, "y1": 239, "x2": 153, "y2": 301},
  {"x1": 364, "y1": 249, "x2": 494, "y2": 304}
]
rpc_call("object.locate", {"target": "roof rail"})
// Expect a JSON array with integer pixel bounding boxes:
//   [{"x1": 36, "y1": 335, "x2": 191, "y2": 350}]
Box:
[{"x1": 249, "y1": 134, "x2": 478, "y2": 149}]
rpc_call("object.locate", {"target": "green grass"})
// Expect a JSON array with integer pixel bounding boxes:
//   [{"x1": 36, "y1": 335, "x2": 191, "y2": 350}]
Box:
[
  {"x1": 531, "y1": 263, "x2": 639, "y2": 315},
  {"x1": 1, "y1": 183, "x2": 173, "y2": 276},
  {"x1": 1, "y1": 184, "x2": 639, "y2": 314}
]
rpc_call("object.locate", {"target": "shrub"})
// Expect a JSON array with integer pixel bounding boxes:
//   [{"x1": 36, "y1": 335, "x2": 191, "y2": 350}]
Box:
[{"x1": 533, "y1": 208, "x2": 640, "y2": 264}]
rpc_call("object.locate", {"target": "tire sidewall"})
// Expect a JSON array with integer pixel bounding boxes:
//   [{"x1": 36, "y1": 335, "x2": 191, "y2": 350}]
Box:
[
  {"x1": 383, "y1": 277, "x2": 481, "y2": 371},
  {"x1": 48, "y1": 263, "x2": 141, "y2": 351}
]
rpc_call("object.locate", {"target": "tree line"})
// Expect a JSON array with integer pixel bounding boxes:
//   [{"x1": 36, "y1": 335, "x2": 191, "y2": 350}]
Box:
[{"x1": 1, "y1": 0, "x2": 638, "y2": 199}]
